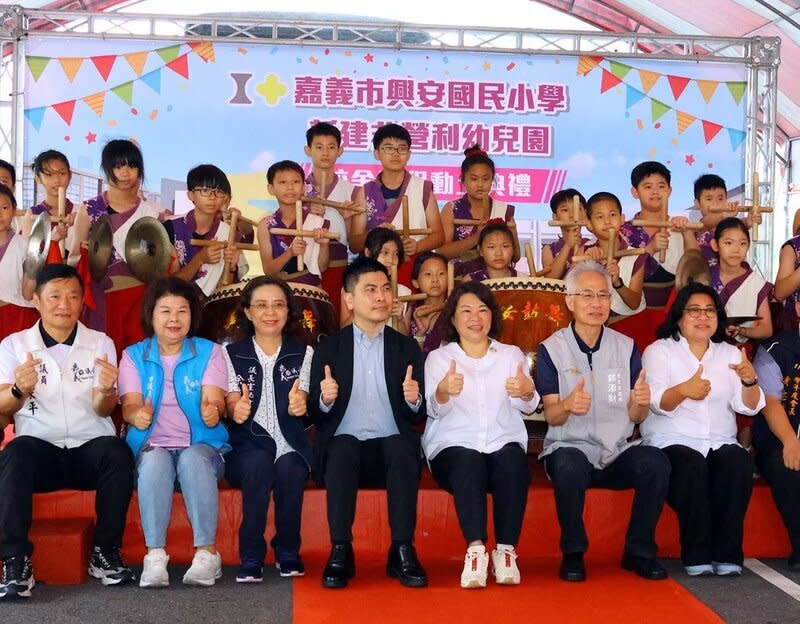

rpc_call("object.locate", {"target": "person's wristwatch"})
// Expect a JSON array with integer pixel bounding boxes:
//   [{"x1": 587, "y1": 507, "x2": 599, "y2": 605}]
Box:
[
  {"x1": 741, "y1": 377, "x2": 759, "y2": 388},
  {"x1": 10, "y1": 384, "x2": 24, "y2": 400},
  {"x1": 613, "y1": 279, "x2": 624, "y2": 289}
]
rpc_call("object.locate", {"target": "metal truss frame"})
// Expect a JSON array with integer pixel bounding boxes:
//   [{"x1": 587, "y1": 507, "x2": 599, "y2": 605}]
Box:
[{"x1": 0, "y1": 5, "x2": 781, "y2": 273}]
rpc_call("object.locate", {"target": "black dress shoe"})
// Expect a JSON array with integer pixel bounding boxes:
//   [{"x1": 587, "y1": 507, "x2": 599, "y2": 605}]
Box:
[
  {"x1": 322, "y1": 543, "x2": 355, "y2": 589},
  {"x1": 621, "y1": 552, "x2": 668, "y2": 580},
  {"x1": 559, "y1": 552, "x2": 586, "y2": 582},
  {"x1": 788, "y1": 551, "x2": 800, "y2": 572},
  {"x1": 386, "y1": 542, "x2": 428, "y2": 587}
]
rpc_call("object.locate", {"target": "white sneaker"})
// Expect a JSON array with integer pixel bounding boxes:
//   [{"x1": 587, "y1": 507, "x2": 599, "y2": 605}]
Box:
[
  {"x1": 460, "y1": 545, "x2": 489, "y2": 589},
  {"x1": 139, "y1": 549, "x2": 170, "y2": 588},
  {"x1": 492, "y1": 547, "x2": 521, "y2": 585},
  {"x1": 182, "y1": 550, "x2": 222, "y2": 586}
]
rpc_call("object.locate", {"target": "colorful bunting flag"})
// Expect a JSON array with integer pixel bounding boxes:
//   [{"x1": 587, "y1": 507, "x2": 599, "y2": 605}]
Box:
[
  {"x1": 696, "y1": 79, "x2": 719, "y2": 104},
  {"x1": 638, "y1": 69, "x2": 660, "y2": 94},
  {"x1": 156, "y1": 45, "x2": 181, "y2": 64},
  {"x1": 728, "y1": 128, "x2": 746, "y2": 151},
  {"x1": 188, "y1": 41, "x2": 215, "y2": 63},
  {"x1": 667, "y1": 75, "x2": 690, "y2": 100},
  {"x1": 52, "y1": 100, "x2": 76, "y2": 125},
  {"x1": 651, "y1": 99, "x2": 670, "y2": 122},
  {"x1": 91, "y1": 55, "x2": 117, "y2": 81},
  {"x1": 124, "y1": 51, "x2": 150, "y2": 77},
  {"x1": 24, "y1": 107, "x2": 46, "y2": 132},
  {"x1": 140, "y1": 69, "x2": 162, "y2": 94},
  {"x1": 58, "y1": 57, "x2": 84, "y2": 83},
  {"x1": 600, "y1": 69, "x2": 622, "y2": 94},
  {"x1": 609, "y1": 60, "x2": 631, "y2": 80},
  {"x1": 676, "y1": 111, "x2": 696, "y2": 134},
  {"x1": 26, "y1": 56, "x2": 50, "y2": 82},
  {"x1": 726, "y1": 81, "x2": 746, "y2": 106},
  {"x1": 83, "y1": 91, "x2": 106, "y2": 117},
  {"x1": 166, "y1": 54, "x2": 189, "y2": 79},
  {"x1": 702, "y1": 120, "x2": 723, "y2": 144},
  {"x1": 111, "y1": 81, "x2": 134, "y2": 106},
  {"x1": 625, "y1": 85, "x2": 646, "y2": 109},
  {"x1": 577, "y1": 55, "x2": 603, "y2": 76}
]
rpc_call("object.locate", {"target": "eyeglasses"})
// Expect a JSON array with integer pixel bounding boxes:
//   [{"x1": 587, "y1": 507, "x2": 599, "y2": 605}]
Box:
[
  {"x1": 568, "y1": 290, "x2": 612, "y2": 302},
  {"x1": 379, "y1": 145, "x2": 410, "y2": 155},
  {"x1": 192, "y1": 187, "x2": 228, "y2": 199},
  {"x1": 249, "y1": 301, "x2": 288, "y2": 311},
  {"x1": 684, "y1": 306, "x2": 717, "y2": 319}
]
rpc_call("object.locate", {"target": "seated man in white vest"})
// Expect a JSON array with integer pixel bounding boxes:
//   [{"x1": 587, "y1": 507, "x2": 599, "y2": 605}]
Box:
[
  {"x1": 0, "y1": 263, "x2": 135, "y2": 599},
  {"x1": 535, "y1": 261, "x2": 671, "y2": 582}
]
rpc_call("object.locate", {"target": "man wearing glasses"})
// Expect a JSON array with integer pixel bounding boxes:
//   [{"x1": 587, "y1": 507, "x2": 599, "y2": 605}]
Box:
[{"x1": 535, "y1": 261, "x2": 671, "y2": 583}]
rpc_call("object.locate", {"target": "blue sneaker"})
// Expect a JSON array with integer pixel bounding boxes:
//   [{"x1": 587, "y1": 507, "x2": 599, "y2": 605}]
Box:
[
  {"x1": 684, "y1": 563, "x2": 714, "y2": 576},
  {"x1": 712, "y1": 562, "x2": 742, "y2": 576},
  {"x1": 276, "y1": 553, "x2": 305, "y2": 577},
  {"x1": 236, "y1": 559, "x2": 263, "y2": 584}
]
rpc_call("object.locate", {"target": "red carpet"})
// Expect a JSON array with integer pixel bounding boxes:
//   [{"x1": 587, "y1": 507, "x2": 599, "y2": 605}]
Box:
[{"x1": 293, "y1": 554, "x2": 723, "y2": 623}]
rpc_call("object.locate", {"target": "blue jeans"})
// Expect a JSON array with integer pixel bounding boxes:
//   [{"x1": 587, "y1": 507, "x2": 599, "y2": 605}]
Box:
[{"x1": 136, "y1": 444, "x2": 225, "y2": 548}]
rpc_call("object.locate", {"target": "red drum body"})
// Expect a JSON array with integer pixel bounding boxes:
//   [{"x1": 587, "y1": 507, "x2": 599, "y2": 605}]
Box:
[{"x1": 199, "y1": 279, "x2": 337, "y2": 346}]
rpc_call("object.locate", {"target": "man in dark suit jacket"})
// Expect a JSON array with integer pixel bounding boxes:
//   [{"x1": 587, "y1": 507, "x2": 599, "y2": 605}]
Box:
[{"x1": 309, "y1": 256, "x2": 427, "y2": 589}]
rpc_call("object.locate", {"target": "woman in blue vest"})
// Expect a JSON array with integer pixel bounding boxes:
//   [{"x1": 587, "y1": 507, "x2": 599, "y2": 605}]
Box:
[
  {"x1": 119, "y1": 277, "x2": 229, "y2": 588},
  {"x1": 223, "y1": 276, "x2": 313, "y2": 582}
]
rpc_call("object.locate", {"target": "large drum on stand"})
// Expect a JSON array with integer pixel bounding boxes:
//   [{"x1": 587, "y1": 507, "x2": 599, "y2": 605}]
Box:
[{"x1": 199, "y1": 279, "x2": 338, "y2": 346}]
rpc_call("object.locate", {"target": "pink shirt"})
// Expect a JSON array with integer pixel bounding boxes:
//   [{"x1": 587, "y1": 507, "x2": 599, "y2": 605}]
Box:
[{"x1": 119, "y1": 344, "x2": 228, "y2": 448}]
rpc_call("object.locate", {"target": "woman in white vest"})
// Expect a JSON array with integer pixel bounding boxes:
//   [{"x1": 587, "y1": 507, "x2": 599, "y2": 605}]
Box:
[
  {"x1": 642, "y1": 282, "x2": 765, "y2": 577},
  {"x1": 423, "y1": 281, "x2": 538, "y2": 589},
  {"x1": 118, "y1": 277, "x2": 230, "y2": 588}
]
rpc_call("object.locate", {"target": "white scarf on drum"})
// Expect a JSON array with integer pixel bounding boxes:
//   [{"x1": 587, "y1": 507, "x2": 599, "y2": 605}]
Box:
[
  {"x1": 192, "y1": 221, "x2": 250, "y2": 296},
  {"x1": 301, "y1": 212, "x2": 326, "y2": 278}
]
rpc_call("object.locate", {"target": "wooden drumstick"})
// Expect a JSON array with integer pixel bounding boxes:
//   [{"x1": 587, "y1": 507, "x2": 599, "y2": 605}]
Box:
[
  {"x1": 191, "y1": 239, "x2": 259, "y2": 251},
  {"x1": 57, "y1": 187, "x2": 66, "y2": 259},
  {"x1": 295, "y1": 200, "x2": 304, "y2": 272},
  {"x1": 399, "y1": 195, "x2": 432, "y2": 237},
  {"x1": 221, "y1": 210, "x2": 239, "y2": 286},
  {"x1": 631, "y1": 219, "x2": 704, "y2": 230},
  {"x1": 319, "y1": 170, "x2": 327, "y2": 202},
  {"x1": 525, "y1": 242, "x2": 537, "y2": 276},
  {"x1": 453, "y1": 218, "x2": 483, "y2": 226},
  {"x1": 268, "y1": 227, "x2": 340, "y2": 240},
  {"x1": 300, "y1": 195, "x2": 365, "y2": 214},
  {"x1": 658, "y1": 196, "x2": 668, "y2": 264},
  {"x1": 447, "y1": 261, "x2": 454, "y2": 295},
  {"x1": 606, "y1": 227, "x2": 616, "y2": 263},
  {"x1": 571, "y1": 195, "x2": 582, "y2": 258}
]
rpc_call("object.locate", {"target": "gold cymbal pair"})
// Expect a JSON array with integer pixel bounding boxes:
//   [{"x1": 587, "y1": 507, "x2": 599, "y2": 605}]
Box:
[{"x1": 87, "y1": 216, "x2": 171, "y2": 283}]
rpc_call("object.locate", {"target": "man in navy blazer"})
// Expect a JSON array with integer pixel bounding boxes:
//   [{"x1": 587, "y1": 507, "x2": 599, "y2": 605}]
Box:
[{"x1": 309, "y1": 256, "x2": 427, "y2": 589}]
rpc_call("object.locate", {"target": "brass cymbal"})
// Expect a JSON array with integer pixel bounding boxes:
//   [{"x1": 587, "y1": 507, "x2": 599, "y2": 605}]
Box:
[
  {"x1": 88, "y1": 215, "x2": 113, "y2": 282},
  {"x1": 124, "y1": 216, "x2": 171, "y2": 283},
  {"x1": 23, "y1": 212, "x2": 52, "y2": 279}
]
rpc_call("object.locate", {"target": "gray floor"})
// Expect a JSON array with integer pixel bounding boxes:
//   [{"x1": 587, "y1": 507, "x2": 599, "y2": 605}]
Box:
[{"x1": 0, "y1": 565, "x2": 293, "y2": 624}]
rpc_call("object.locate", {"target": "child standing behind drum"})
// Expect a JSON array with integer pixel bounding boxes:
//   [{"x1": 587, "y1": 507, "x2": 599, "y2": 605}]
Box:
[
  {"x1": 402, "y1": 252, "x2": 448, "y2": 356},
  {"x1": 166, "y1": 164, "x2": 249, "y2": 298},
  {"x1": 464, "y1": 221, "x2": 520, "y2": 282},
  {"x1": 540, "y1": 189, "x2": 589, "y2": 279},
  {"x1": 0, "y1": 185, "x2": 38, "y2": 340},
  {"x1": 258, "y1": 160, "x2": 331, "y2": 287}
]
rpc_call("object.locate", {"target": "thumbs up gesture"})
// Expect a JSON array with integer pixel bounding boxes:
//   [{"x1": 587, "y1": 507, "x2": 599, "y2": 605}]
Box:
[
  {"x1": 729, "y1": 347, "x2": 757, "y2": 386},
  {"x1": 505, "y1": 362, "x2": 535, "y2": 399},
  {"x1": 201, "y1": 393, "x2": 221, "y2": 427},
  {"x1": 13, "y1": 352, "x2": 42, "y2": 397},
  {"x1": 564, "y1": 377, "x2": 592, "y2": 415},
  {"x1": 682, "y1": 364, "x2": 711, "y2": 400},
  {"x1": 288, "y1": 378, "x2": 308, "y2": 417},
  {"x1": 94, "y1": 353, "x2": 119, "y2": 395},
  {"x1": 321, "y1": 364, "x2": 339, "y2": 407},
  {"x1": 232, "y1": 383, "x2": 251, "y2": 424},
  {"x1": 436, "y1": 359, "x2": 464, "y2": 401},
  {"x1": 632, "y1": 369, "x2": 650, "y2": 407},
  {"x1": 134, "y1": 397, "x2": 154, "y2": 430},
  {"x1": 402, "y1": 364, "x2": 419, "y2": 405}
]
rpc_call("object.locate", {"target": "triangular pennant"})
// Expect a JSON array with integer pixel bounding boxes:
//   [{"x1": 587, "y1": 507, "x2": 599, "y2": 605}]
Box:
[
  {"x1": 57, "y1": 57, "x2": 84, "y2": 83},
  {"x1": 609, "y1": 60, "x2": 632, "y2": 80},
  {"x1": 577, "y1": 55, "x2": 603, "y2": 76},
  {"x1": 638, "y1": 69, "x2": 661, "y2": 94},
  {"x1": 696, "y1": 79, "x2": 719, "y2": 103},
  {"x1": 726, "y1": 81, "x2": 746, "y2": 106},
  {"x1": 156, "y1": 45, "x2": 181, "y2": 64},
  {"x1": 165, "y1": 53, "x2": 189, "y2": 79},
  {"x1": 600, "y1": 69, "x2": 622, "y2": 94},
  {"x1": 188, "y1": 41, "x2": 215, "y2": 63},
  {"x1": 651, "y1": 99, "x2": 670, "y2": 122},
  {"x1": 111, "y1": 81, "x2": 134, "y2": 106},
  {"x1": 625, "y1": 85, "x2": 646, "y2": 109},
  {"x1": 667, "y1": 75, "x2": 690, "y2": 100},
  {"x1": 124, "y1": 51, "x2": 149, "y2": 77},
  {"x1": 676, "y1": 111, "x2": 697, "y2": 134},
  {"x1": 140, "y1": 68, "x2": 162, "y2": 93},
  {"x1": 728, "y1": 128, "x2": 746, "y2": 151},
  {"x1": 26, "y1": 56, "x2": 50, "y2": 81},
  {"x1": 52, "y1": 100, "x2": 76, "y2": 126},
  {"x1": 83, "y1": 91, "x2": 106, "y2": 117},
  {"x1": 702, "y1": 120, "x2": 723, "y2": 144},
  {"x1": 90, "y1": 55, "x2": 117, "y2": 81},
  {"x1": 24, "y1": 107, "x2": 46, "y2": 132}
]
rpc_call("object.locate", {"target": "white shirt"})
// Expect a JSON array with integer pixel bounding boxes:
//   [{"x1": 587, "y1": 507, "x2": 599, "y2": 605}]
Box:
[
  {"x1": 224, "y1": 341, "x2": 312, "y2": 460},
  {"x1": 422, "y1": 339, "x2": 539, "y2": 461},
  {"x1": 641, "y1": 335, "x2": 765, "y2": 456}
]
